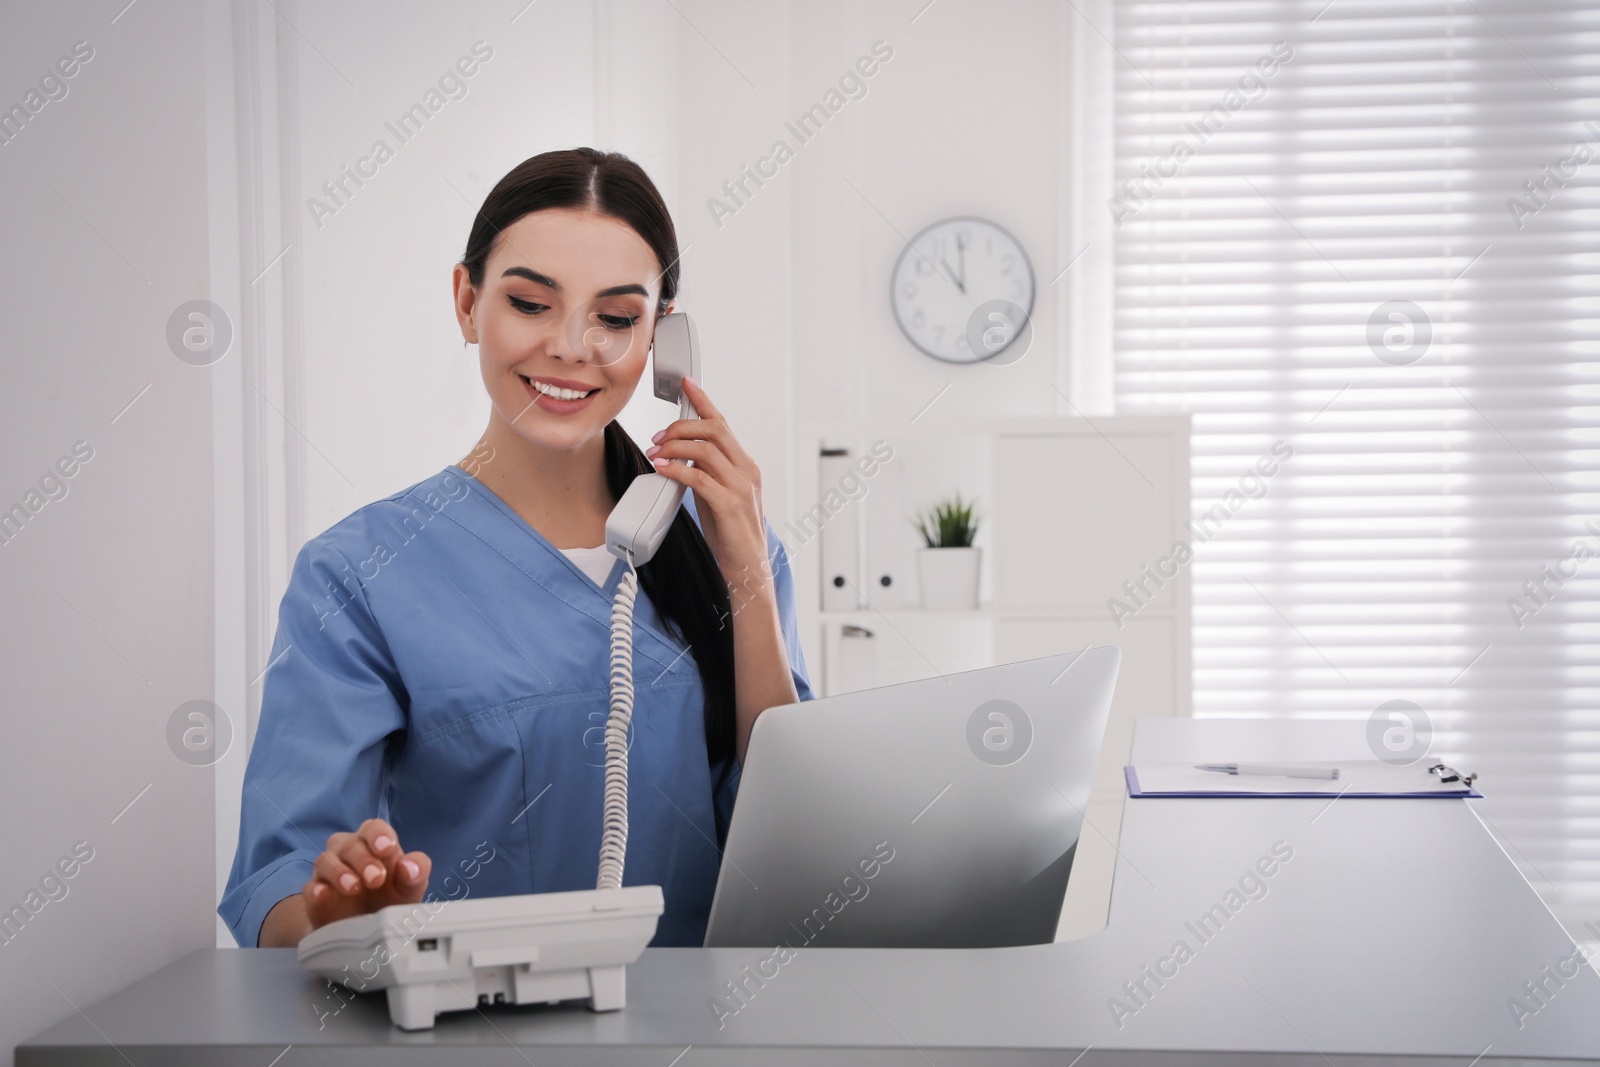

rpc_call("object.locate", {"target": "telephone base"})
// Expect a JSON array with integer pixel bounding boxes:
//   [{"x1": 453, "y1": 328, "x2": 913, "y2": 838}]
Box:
[
  {"x1": 297, "y1": 885, "x2": 663, "y2": 1030},
  {"x1": 381, "y1": 962, "x2": 627, "y2": 1030}
]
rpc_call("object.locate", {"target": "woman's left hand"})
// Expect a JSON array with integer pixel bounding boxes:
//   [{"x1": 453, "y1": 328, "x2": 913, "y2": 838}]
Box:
[{"x1": 645, "y1": 376, "x2": 768, "y2": 583}]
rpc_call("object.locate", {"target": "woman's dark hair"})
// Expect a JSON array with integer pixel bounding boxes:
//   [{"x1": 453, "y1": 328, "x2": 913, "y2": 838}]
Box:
[{"x1": 460, "y1": 147, "x2": 738, "y2": 767}]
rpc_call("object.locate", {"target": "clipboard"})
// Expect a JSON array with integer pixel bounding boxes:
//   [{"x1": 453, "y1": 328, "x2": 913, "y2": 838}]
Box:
[{"x1": 1125, "y1": 760, "x2": 1483, "y2": 799}]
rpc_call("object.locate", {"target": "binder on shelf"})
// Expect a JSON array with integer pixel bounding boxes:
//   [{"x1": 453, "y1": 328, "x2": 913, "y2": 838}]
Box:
[
  {"x1": 862, "y1": 449, "x2": 907, "y2": 610},
  {"x1": 818, "y1": 447, "x2": 860, "y2": 612},
  {"x1": 825, "y1": 623, "x2": 876, "y2": 696},
  {"x1": 1125, "y1": 760, "x2": 1483, "y2": 798}
]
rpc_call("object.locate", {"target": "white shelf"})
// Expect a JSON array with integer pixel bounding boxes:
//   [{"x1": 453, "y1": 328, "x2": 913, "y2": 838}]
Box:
[
  {"x1": 819, "y1": 606, "x2": 1176, "y2": 623},
  {"x1": 820, "y1": 607, "x2": 992, "y2": 622}
]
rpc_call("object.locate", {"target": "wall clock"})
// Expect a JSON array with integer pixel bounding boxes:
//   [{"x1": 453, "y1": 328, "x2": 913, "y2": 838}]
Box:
[{"x1": 890, "y1": 216, "x2": 1035, "y2": 364}]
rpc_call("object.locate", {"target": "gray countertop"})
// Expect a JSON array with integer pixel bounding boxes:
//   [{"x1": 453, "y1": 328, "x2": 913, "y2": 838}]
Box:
[{"x1": 19, "y1": 719, "x2": 1600, "y2": 1065}]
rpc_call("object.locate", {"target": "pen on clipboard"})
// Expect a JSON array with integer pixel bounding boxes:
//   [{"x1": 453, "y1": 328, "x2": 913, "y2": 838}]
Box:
[{"x1": 1195, "y1": 762, "x2": 1340, "y2": 780}]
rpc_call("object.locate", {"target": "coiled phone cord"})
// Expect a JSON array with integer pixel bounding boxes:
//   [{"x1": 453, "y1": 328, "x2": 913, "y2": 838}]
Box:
[{"x1": 596, "y1": 556, "x2": 639, "y2": 891}]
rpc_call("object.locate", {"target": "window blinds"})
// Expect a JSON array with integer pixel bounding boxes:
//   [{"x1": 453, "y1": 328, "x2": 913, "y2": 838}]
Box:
[{"x1": 1113, "y1": 0, "x2": 1600, "y2": 938}]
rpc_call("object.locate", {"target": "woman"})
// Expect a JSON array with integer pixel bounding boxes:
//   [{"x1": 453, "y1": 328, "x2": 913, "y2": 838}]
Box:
[{"x1": 220, "y1": 148, "x2": 813, "y2": 950}]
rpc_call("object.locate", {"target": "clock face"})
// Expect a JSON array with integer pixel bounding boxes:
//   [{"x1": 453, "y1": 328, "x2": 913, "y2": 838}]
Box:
[{"x1": 890, "y1": 216, "x2": 1035, "y2": 364}]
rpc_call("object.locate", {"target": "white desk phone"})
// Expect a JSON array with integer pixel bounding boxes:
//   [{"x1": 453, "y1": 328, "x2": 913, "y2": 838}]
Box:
[{"x1": 297, "y1": 313, "x2": 704, "y2": 1030}]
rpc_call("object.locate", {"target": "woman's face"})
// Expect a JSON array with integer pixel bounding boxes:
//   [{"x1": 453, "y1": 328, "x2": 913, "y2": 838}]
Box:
[{"x1": 454, "y1": 206, "x2": 669, "y2": 453}]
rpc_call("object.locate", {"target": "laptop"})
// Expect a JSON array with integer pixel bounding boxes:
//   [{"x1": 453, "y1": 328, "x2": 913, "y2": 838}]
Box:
[{"x1": 702, "y1": 646, "x2": 1120, "y2": 949}]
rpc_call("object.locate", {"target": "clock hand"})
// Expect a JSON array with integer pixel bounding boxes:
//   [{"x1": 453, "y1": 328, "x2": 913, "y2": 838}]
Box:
[{"x1": 939, "y1": 258, "x2": 966, "y2": 295}]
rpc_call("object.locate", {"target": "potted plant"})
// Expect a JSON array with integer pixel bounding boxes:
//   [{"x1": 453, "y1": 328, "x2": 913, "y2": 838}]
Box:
[{"x1": 911, "y1": 493, "x2": 981, "y2": 610}]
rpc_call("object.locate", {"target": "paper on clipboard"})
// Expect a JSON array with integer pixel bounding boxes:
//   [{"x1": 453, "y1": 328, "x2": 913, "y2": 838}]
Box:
[{"x1": 1125, "y1": 760, "x2": 1483, "y2": 798}]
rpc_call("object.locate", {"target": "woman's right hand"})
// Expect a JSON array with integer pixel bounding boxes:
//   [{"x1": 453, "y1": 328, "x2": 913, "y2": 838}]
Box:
[{"x1": 305, "y1": 818, "x2": 432, "y2": 930}]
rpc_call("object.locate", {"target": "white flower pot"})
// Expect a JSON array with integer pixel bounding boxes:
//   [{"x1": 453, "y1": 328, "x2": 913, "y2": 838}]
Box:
[{"x1": 916, "y1": 546, "x2": 981, "y2": 610}]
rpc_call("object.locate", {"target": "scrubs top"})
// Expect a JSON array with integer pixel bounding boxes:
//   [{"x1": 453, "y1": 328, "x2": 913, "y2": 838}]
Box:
[{"x1": 218, "y1": 464, "x2": 814, "y2": 948}]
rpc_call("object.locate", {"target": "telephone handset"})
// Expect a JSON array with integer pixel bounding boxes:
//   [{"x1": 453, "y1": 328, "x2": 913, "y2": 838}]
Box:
[
  {"x1": 604, "y1": 311, "x2": 702, "y2": 567},
  {"x1": 296, "y1": 314, "x2": 707, "y2": 1028}
]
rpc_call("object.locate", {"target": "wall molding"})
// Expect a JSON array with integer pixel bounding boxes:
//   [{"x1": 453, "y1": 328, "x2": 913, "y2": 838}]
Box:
[
  {"x1": 205, "y1": 0, "x2": 307, "y2": 945},
  {"x1": 1058, "y1": 0, "x2": 1116, "y2": 416}
]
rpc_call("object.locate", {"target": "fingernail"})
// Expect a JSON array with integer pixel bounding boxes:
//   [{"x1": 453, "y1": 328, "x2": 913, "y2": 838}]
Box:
[
  {"x1": 340, "y1": 873, "x2": 359, "y2": 893},
  {"x1": 652, "y1": 457, "x2": 668, "y2": 467},
  {"x1": 684, "y1": 375, "x2": 697, "y2": 387},
  {"x1": 311, "y1": 882, "x2": 326, "y2": 898},
  {"x1": 401, "y1": 859, "x2": 420, "y2": 881},
  {"x1": 651, "y1": 430, "x2": 664, "y2": 443},
  {"x1": 363, "y1": 864, "x2": 384, "y2": 886},
  {"x1": 645, "y1": 446, "x2": 660, "y2": 458},
  {"x1": 373, "y1": 835, "x2": 394, "y2": 852}
]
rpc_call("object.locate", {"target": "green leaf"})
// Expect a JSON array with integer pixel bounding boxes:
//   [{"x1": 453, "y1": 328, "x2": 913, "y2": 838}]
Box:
[{"x1": 909, "y1": 492, "x2": 980, "y2": 548}]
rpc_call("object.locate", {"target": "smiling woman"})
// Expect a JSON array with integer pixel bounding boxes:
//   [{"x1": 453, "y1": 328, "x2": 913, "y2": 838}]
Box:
[
  {"x1": 449, "y1": 153, "x2": 751, "y2": 753},
  {"x1": 222, "y1": 148, "x2": 814, "y2": 953}
]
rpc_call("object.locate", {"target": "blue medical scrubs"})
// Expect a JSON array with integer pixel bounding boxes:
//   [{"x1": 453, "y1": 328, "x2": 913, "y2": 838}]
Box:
[{"x1": 218, "y1": 464, "x2": 814, "y2": 948}]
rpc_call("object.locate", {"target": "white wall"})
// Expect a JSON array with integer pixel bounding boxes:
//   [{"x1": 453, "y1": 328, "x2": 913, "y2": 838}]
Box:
[
  {"x1": 671, "y1": 0, "x2": 1107, "y2": 647},
  {"x1": 278, "y1": 0, "x2": 1106, "y2": 587},
  {"x1": 285, "y1": 0, "x2": 682, "y2": 543},
  {"x1": 0, "y1": 2, "x2": 216, "y2": 1063}
]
